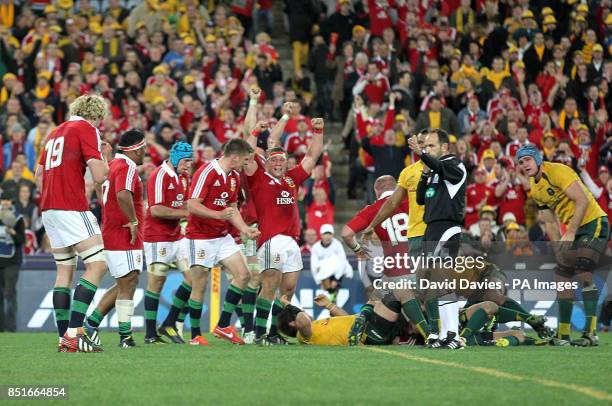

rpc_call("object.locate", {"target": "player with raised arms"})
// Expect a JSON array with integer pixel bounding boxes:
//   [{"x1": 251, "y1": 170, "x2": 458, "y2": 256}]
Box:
[
  {"x1": 517, "y1": 144, "x2": 610, "y2": 346},
  {"x1": 184, "y1": 138, "x2": 260, "y2": 346},
  {"x1": 243, "y1": 117, "x2": 325, "y2": 344},
  {"x1": 35, "y1": 94, "x2": 112, "y2": 352}
]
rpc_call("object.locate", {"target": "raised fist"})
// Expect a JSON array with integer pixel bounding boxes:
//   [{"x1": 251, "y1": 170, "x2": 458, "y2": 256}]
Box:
[
  {"x1": 254, "y1": 121, "x2": 268, "y2": 132},
  {"x1": 249, "y1": 86, "x2": 261, "y2": 99},
  {"x1": 311, "y1": 118, "x2": 324, "y2": 131},
  {"x1": 282, "y1": 102, "x2": 293, "y2": 116}
]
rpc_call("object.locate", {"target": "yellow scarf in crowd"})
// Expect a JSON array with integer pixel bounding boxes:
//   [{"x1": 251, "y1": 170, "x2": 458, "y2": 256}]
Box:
[
  {"x1": 535, "y1": 44, "x2": 545, "y2": 61},
  {"x1": 455, "y1": 9, "x2": 475, "y2": 34},
  {"x1": 0, "y1": 0, "x2": 14, "y2": 28},
  {"x1": 35, "y1": 84, "x2": 50, "y2": 99},
  {"x1": 485, "y1": 70, "x2": 509, "y2": 90},
  {"x1": 559, "y1": 109, "x2": 578, "y2": 130}
]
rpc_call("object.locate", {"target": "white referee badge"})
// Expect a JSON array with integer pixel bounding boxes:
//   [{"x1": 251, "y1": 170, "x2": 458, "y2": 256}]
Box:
[{"x1": 432, "y1": 174, "x2": 439, "y2": 184}]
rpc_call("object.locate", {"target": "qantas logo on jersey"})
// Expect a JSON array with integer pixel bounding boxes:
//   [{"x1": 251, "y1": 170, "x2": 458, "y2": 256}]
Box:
[
  {"x1": 276, "y1": 190, "x2": 295, "y2": 205},
  {"x1": 213, "y1": 192, "x2": 229, "y2": 206}
]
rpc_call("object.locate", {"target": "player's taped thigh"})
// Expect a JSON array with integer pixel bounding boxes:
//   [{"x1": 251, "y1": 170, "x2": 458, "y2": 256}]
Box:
[
  {"x1": 575, "y1": 256, "x2": 597, "y2": 274},
  {"x1": 77, "y1": 244, "x2": 105, "y2": 264},
  {"x1": 176, "y1": 257, "x2": 190, "y2": 273},
  {"x1": 381, "y1": 292, "x2": 402, "y2": 313},
  {"x1": 148, "y1": 262, "x2": 170, "y2": 277},
  {"x1": 555, "y1": 264, "x2": 574, "y2": 278},
  {"x1": 53, "y1": 249, "x2": 77, "y2": 267}
]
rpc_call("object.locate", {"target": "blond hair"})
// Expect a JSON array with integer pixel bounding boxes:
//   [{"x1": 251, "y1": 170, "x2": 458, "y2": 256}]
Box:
[{"x1": 68, "y1": 94, "x2": 108, "y2": 123}]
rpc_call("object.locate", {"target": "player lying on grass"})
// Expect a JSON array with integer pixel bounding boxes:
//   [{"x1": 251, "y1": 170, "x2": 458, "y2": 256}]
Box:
[{"x1": 278, "y1": 294, "x2": 544, "y2": 347}]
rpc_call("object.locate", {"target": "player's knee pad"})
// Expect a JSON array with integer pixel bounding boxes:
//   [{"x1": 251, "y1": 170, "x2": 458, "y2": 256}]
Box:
[
  {"x1": 575, "y1": 256, "x2": 596, "y2": 273},
  {"x1": 381, "y1": 292, "x2": 402, "y2": 313},
  {"x1": 148, "y1": 263, "x2": 170, "y2": 277},
  {"x1": 53, "y1": 250, "x2": 77, "y2": 267},
  {"x1": 248, "y1": 263, "x2": 260, "y2": 274},
  {"x1": 555, "y1": 264, "x2": 574, "y2": 278},
  {"x1": 77, "y1": 245, "x2": 105, "y2": 264}
]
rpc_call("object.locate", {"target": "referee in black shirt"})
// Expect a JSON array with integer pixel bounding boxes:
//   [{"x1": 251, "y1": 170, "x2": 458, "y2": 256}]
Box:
[{"x1": 408, "y1": 128, "x2": 467, "y2": 349}]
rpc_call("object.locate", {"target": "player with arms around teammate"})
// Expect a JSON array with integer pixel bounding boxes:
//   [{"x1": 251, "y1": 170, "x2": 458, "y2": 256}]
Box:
[
  {"x1": 143, "y1": 142, "x2": 194, "y2": 344},
  {"x1": 185, "y1": 138, "x2": 260, "y2": 346},
  {"x1": 517, "y1": 145, "x2": 609, "y2": 346},
  {"x1": 98, "y1": 130, "x2": 147, "y2": 348},
  {"x1": 243, "y1": 118, "x2": 326, "y2": 345},
  {"x1": 35, "y1": 94, "x2": 112, "y2": 352}
]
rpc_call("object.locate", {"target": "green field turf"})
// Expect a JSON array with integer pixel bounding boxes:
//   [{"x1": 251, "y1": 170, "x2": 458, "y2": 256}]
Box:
[{"x1": 1, "y1": 333, "x2": 611, "y2": 405}]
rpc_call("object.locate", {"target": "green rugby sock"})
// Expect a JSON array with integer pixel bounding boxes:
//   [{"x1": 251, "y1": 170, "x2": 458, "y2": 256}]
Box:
[
  {"x1": 69, "y1": 279, "x2": 97, "y2": 328},
  {"x1": 582, "y1": 287, "x2": 599, "y2": 335},
  {"x1": 402, "y1": 299, "x2": 430, "y2": 339},
  {"x1": 255, "y1": 297, "x2": 272, "y2": 338},
  {"x1": 53, "y1": 287, "x2": 71, "y2": 337},
  {"x1": 460, "y1": 308, "x2": 488, "y2": 343},
  {"x1": 240, "y1": 286, "x2": 258, "y2": 333},
  {"x1": 87, "y1": 308, "x2": 104, "y2": 328},
  {"x1": 425, "y1": 298, "x2": 440, "y2": 335},
  {"x1": 558, "y1": 299, "x2": 573, "y2": 340}
]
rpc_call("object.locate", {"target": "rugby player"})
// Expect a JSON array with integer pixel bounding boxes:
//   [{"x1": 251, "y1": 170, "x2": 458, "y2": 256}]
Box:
[
  {"x1": 517, "y1": 144, "x2": 610, "y2": 346},
  {"x1": 35, "y1": 94, "x2": 111, "y2": 352},
  {"x1": 243, "y1": 117, "x2": 325, "y2": 345},
  {"x1": 144, "y1": 142, "x2": 194, "y2": 344},
  {"x1": 97, "y1": 130, "x2": 147, "y2": 348},
  {"x1": 184, "y1": 138, "x2": 260, "y2": 346}
]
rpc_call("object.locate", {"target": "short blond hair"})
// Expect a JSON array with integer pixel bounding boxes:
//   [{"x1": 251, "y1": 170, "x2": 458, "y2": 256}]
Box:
[{"x1": 68, "y1": 94, "x2": 108, "y2": 123}]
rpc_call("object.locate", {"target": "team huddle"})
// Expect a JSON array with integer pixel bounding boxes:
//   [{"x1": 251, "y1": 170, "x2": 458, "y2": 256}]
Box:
[{"x1": 38, "y1": 90, "x2": 608, "y2": 352}]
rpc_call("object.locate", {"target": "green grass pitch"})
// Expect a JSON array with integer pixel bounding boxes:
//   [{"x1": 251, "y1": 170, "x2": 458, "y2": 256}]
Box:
[{"x1": 1, "y1": 333, "x2": 611, "y2": 405}]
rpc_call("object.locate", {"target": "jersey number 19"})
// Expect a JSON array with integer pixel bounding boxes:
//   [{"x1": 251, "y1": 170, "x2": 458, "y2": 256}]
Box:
[{"x1": 44, "y1": 137, "x2": 65, "y2": 170}]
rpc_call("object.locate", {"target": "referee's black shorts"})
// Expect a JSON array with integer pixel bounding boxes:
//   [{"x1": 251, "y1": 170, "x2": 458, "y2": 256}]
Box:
[{"x1": 424, "y1": 220, "x2": 462, "y2": 258}]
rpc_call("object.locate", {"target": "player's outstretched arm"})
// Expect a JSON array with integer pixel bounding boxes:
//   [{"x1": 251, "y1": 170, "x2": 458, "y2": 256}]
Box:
[
  {"x1": 150, "y1": 204, "x2": 188, "y2": 219},
  {"x1": 362, "y1": 187, "x2": 406, "y2": 239},
  {"x1": 244, "y1": 86, "x2": 261, "y2": 136},
  {"x1": 314, "y1": 294, "x2": 349, "y2": 316},
  {"x1": 267, "y1": 102, "x2": 293, "y2": 149},
  {"x1": 301, "y1": 118, "x2": 325, "y2": 174}
]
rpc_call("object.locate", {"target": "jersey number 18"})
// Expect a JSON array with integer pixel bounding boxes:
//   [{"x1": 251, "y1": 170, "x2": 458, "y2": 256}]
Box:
[{"x1": 381, "y1": 213, "x2": 409, "y2": 246}]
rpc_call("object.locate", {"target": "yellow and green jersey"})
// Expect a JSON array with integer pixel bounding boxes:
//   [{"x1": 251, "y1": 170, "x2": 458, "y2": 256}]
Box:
[
  {"x1": 530, "y1": 162, "x2": 606, "y2": 227},
  {"x1": 297, "y1": 316, "x2": 357, "y2": 346},
  {"x1": 397, "y1": 160, "x2": 426, "y2": 238}
]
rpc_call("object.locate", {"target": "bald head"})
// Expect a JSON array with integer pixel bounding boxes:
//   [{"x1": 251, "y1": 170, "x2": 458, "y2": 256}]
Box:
[{"x1": 374, "y1": 175, "x2": 396, "y2": 198}]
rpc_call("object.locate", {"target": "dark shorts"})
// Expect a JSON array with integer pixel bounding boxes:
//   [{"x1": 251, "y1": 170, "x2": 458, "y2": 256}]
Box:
[
  {"x1": 408, "y1": 236, "x2": 424, "y2": 256},
  {"x1": 424, "y1": 221, "x2": 462, "y2": 258},
  {"x1": 363, "y1": 312, "x2": 399, "y2": 345},
  {"x1": 573, "y1": 216, "x2": 610, "y2": 254}
]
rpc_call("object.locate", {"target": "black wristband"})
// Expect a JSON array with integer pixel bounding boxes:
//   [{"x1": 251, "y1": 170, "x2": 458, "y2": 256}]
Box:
[{"x1": 285, "y1": 304, "x2": 302, "y2": 318}]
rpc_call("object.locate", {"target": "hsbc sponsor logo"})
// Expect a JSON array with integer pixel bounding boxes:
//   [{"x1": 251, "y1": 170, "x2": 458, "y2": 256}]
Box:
[
  {"x1": 171, "y1": 193, "x2": 184, "y2": 207},
  {"x1": 214, "y1": 192, "x2": 229, "y2": 206},
  {"x1": 276, "y1": 190, "x2": 295, "y2": 205}
]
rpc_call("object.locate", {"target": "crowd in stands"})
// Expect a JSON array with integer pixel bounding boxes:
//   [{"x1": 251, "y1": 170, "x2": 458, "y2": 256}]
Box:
[{"x1": 0, "y1": 0, "x2": 611, "y2": 257}]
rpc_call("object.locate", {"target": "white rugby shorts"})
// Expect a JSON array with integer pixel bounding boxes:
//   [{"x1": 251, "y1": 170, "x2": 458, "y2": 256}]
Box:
[
  {"x1": 257, "y1": 234, "x2": 303, "y2": 273},
  {"x1": 42, "y1": 210, "x2": 101, "y2": 249}
]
